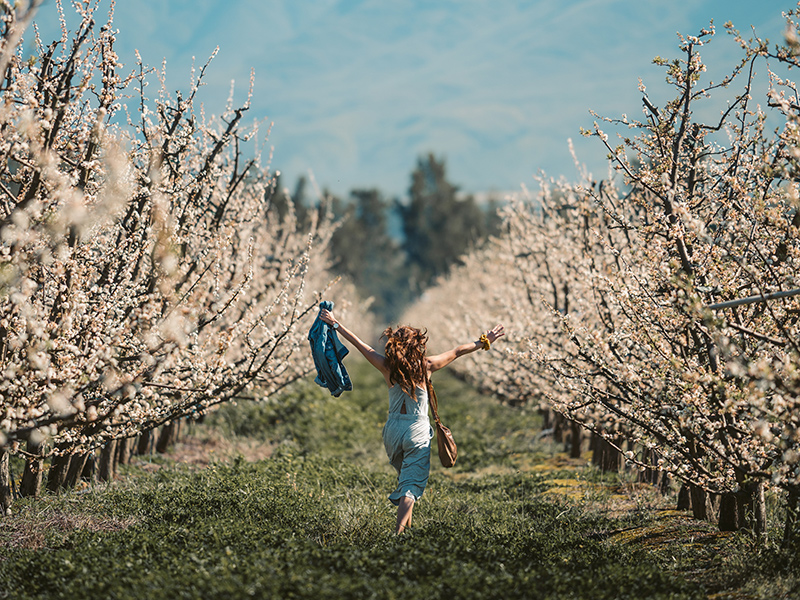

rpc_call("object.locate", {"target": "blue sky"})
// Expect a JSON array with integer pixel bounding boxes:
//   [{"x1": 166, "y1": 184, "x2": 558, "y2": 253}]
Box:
[{"x1": 33, "y1": 1, "x2": 793, "y2": 200}]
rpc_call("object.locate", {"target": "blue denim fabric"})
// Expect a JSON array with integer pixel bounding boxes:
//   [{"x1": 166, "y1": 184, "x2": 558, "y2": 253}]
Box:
[{"x1": 308, "y1": 300, "x2": 352, "y2": 397}]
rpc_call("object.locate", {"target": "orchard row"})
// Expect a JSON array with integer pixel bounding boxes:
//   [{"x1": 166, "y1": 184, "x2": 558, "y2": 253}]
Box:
[
  {"x1": 405, "y1": 13, "x2": 800, "y2": 545},
  {"x1": 0, "y1": 2, "x2": 366, "y2": 507}
]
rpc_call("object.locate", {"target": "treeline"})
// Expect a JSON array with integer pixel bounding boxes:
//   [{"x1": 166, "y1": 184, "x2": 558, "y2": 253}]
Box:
[{"x1": 270, "y1": 154, "x2": 503, "y2": 323}]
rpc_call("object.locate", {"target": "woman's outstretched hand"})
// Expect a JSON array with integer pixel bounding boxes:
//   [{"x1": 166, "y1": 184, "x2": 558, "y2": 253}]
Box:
[{"x1": 485, "y1": 324, "x2": 505, "y2": 344}]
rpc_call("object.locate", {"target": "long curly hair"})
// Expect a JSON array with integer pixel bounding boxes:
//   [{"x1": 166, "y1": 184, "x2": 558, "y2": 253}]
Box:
[{"x1": 383, "y1": 325, "x2": 428, "y2": 399}]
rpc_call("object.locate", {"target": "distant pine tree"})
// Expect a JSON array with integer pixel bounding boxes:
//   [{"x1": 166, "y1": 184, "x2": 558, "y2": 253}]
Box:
[
  {"x1": 398, "y1": 153, "x2": 495, "y2": 291},
  {"x1": 329, "y1": 189, "x2": 412, "y2": 323},
  {"x1": 319, "y1": 154, "x2": 502, "y2": 322}
]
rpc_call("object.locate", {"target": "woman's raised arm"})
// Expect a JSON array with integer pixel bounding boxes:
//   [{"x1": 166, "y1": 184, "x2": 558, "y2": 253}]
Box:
[
  {"x1": 426, "y1": 324, "x2": 504, "y2": 373},
  {"x1": 319, "y1": 308, "x2": 389, "y2": 378}
]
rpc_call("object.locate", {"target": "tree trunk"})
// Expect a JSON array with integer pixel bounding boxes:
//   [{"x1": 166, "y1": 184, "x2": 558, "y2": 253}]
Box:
[
  {"x1": 156, "y1": 422, "x2": 177, "y2": 453},
  {"x1": 690, "y1": 484, "x2": 718, "y2": 522},
  {"x1": 637, "y1": 448, "x2": 652, "y2": 484},
  {"x1": 638, "y1": 448, "x2": 663, "y2": 486},
  {"x1": 677, "y1": 483, "x2": 692, "y2": 510},
  {"x1": 711, "y1": 493, "x2": 721, "y2": 521},
  {"x1": 46, "y1": 453, "x2": 72, "y2": 493},
  {"x1": 81, "y1": 452, "x2": 96, "y2": 484},
  {"x1": 0, "y1": 448, "x2": 12, "y2": 515},
  {"x1": 733, "y1": 480, "x2": 768, "y2": 537},
  {"x1": 641, "y1": 461, "x2": 671, "y2": 492},
  {"x1": 718, "y1": 492, "x2": 739, "y2": 531},
  {"x1": 783, "y1": 486, "x2": 799, "y2": 549},
  {"x1": 553, "y1": 414, "x2": 564, "y2": 444},
  {"x1": 541, "y1": 407, "x2": 552, "y2": 432},
  {"x1": 734, "y1": 471, "x2": 749, "y2": 530},
  {"x1": 689, "y1": 483, "x2": 720, "y2": 522},
  {"x1": 20, "y1": 437, "x2": 44, "y2": 498},
  {"x1": 569, "y1": 421, "x2": 582, "y2": 458},
  {"x1": 659, "y1": 471, "x2": 671, "y2": 495},
  {"x1": 116, "y1": 437, "x2": 131, "y2": 466},
  {"x1": 63, "y1": 453, "x2": 90, "y2": 490},
  {"x1": 599, "y1": 436, "x2": 622, "y2": 473},
  {"x1": 749, "y1": 480, "x2": 767, "y2": 538},
  {"x1": 98, "y1": 439, "x2": 117, "y2": 482},
  {"x1": 590, "y1": 432, "x2": 600, "y2": 467},
  {"x1": 136, "y1": 430, "x2": 154, "y2": 455}
]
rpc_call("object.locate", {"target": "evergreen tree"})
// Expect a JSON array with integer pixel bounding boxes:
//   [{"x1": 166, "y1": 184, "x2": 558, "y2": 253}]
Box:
[
  {"x1": 329, "y1": 189, "x2": 411, "y2": 323},
  {"x1": 325, "y1": 155, "x2": 502, "y2": 322},
  {"x1": 398, "y1": 153, "x2": 493, "y2": 291}
]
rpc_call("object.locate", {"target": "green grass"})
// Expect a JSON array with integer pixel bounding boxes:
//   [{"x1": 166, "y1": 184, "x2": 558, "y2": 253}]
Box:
[{"x1": 0, "y1": 360, "x2": 797, "y2": 599}]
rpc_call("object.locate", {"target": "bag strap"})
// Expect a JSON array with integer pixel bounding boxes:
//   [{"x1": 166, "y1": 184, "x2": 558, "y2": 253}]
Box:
[{"x1": 426, "y1": 379, "x2": 442, "y2": 424}]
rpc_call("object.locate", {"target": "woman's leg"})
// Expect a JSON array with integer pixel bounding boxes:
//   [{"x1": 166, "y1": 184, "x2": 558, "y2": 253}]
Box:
[{"x1": 396, "y1": 496, "x2": 415, "y2": 534}]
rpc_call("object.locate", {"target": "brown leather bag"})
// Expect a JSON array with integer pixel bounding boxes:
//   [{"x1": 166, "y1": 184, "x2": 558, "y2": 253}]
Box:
[{"x1": 427, "y1": 380, "x2": 457, "y2": 468}]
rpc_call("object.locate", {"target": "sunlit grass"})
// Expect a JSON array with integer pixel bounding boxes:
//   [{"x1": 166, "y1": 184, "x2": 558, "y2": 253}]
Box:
[{"x1": 0, "y1": 359, "x2": 796, "y2": 599}]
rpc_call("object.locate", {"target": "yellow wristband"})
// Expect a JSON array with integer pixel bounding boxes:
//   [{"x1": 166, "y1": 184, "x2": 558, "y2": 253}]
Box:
[{"x1": 479, "y1": 334, "x2": 491, "y2": 351}]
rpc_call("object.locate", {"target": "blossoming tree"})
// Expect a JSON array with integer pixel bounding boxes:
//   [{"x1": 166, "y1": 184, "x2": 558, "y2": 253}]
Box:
[
  {"x1": 0, "y1": 0, "x2": 341, "y2": 509},
  {"x1": 407, "y1": 11, "x2": 800, "y2": 544}
]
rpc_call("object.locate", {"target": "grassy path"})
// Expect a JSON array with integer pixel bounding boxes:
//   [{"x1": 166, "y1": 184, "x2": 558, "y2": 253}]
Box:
[{"x1": 0, "y1": 360, "x2": 795, "y2": 599}]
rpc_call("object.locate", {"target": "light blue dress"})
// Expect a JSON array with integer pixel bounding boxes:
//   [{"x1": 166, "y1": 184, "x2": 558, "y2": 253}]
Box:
[{"x1": 382, "y1": 384, "x2": 434, "y2": 505}]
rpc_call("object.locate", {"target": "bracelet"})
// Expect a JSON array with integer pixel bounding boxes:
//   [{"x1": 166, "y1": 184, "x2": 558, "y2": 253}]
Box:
[{"x1": 479, "y1": 334, "x2": 491, "y2": 351}]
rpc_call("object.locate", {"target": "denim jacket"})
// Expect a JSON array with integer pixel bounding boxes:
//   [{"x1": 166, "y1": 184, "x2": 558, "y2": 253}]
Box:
[{"x1": 308, "y1": 300, "x2": 352, "y2": 396}]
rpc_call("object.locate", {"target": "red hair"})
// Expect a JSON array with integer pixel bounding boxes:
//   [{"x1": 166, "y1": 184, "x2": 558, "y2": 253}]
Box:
[{"x1": 382, "y1": 325, "x2": 428, "y2": 400}]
